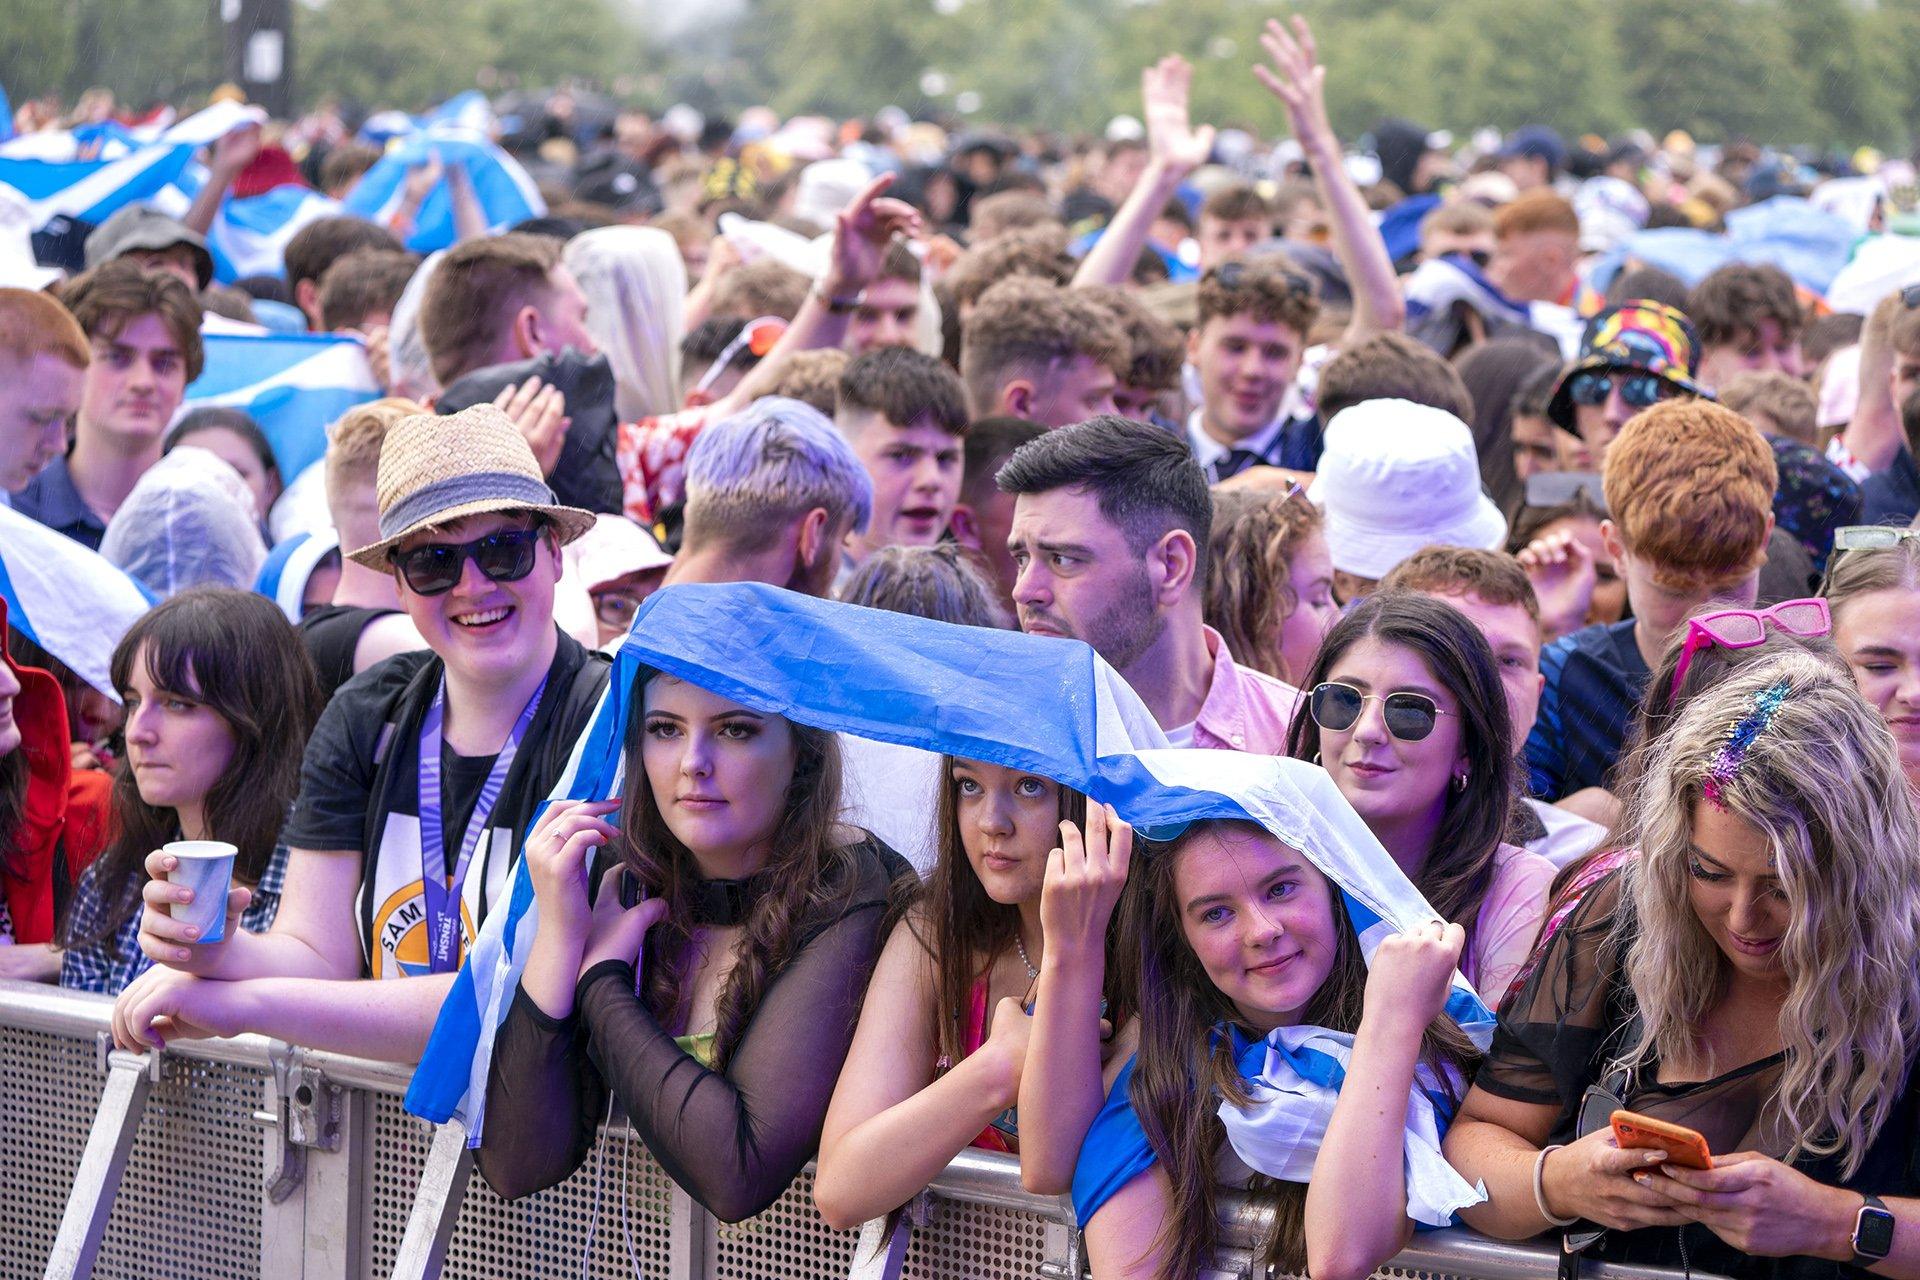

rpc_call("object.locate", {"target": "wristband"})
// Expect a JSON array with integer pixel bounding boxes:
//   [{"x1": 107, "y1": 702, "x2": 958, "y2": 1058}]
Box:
[
  {"x1": 812, "y1": 283, "x2": 863, "y2": 314},
  {"x1": 1534, "y1": 1144, "x2": 1579, "y2": 1227}
]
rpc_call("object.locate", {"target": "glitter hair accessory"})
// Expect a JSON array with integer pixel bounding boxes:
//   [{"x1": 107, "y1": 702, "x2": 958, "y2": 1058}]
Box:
[{"x1": 1701, "y1": 678, "x2": 1791, "y2": 809}]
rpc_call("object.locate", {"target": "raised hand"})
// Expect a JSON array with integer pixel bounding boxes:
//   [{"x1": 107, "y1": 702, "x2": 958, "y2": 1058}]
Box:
[
  {"x1": 523, "y1": 798, "x2": 622, "y2": 944},
  {"x1": 1515, "y1": 528, "x2": 1598, "y2": 639},
  {"x1": 1252, "y1": 15, "x2": 1334, "y2": 148},
  {"x1": 492, "y1": 377, "x2": 570, "y2": 475},
  {"x1": 1363, "y1": 920, "x2": 1466, "y2": 1032},
  {"x1": 824, "y1": 173, "x2": 923, "y2": 297},
  {"x1": 1039, "y1": 802, "x2": 1133, "y2": 962},
  {"x1": 1142, "y1": 55, "x2": 1215, "y2": 176},
  {"x1": 579, "y1": 864, "x2": 668, "y2": 979}
]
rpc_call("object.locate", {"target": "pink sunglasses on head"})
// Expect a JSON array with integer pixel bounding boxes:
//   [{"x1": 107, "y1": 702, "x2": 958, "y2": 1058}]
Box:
[{"x1": 1668, "y1": 598, "x2": 1830, "y2": 699}]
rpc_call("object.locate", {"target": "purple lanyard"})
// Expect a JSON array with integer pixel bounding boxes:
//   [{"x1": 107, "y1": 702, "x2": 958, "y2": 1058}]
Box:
[{"x1": 417, "y1": 674, "x2": 548, "y2": 974}]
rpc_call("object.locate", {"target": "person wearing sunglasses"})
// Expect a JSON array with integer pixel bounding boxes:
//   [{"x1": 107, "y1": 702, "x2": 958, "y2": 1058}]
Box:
[
  {"x1": 1824, "y1": 526, "x2": 1920, "y2": 792},
  {"x1": 111, "y1": 404, "x2": 612, "y2": 1064},
  {"x1": 1284, "y1": 591, "x2": 1554, "y2": 998},
  {"x1": 1447, "y1": 654, "x2": 1920, "y2": 1280},
  {"x1": 1542, "y1": 301, "x2": 1712, "y2": 462}
]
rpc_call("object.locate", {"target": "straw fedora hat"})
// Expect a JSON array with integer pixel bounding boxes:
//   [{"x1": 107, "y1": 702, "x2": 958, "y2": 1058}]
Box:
[{"x1": 346, "y1": 404, "x2": 597, "y2": 570}]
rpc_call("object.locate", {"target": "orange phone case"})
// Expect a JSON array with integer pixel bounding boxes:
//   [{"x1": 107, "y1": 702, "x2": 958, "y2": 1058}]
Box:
[{"x1": 1609, "y1": 1110, "x2": 1712, "y2": 1170}]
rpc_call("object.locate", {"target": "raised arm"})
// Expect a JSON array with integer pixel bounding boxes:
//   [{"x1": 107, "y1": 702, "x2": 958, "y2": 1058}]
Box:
[
  {"x1": 1841, "y1": 290, "x2": 1904, "y2": 474},
  {"x1": 1305, "y1": 922, "x2": 1461, "y2": 1280},
  {"x1": 1072, "y1": 56, "x2": 1214, "y2": 289},
  {"x1": 182, "y1": 122, "x2": 263, "y2": 236},
  {"x1": 1017, "y1": 804, "x2": 1131, "y2": 1194},
  {"x1": 812, "y1": 916, "x2": 1025, "y2": 1230},
  {"x1": 710, "y1": 176, "x2": 922, "y2": 419},
  {"x1": 1253, "y1": 15, "x2": 1404, "y2": 345}
]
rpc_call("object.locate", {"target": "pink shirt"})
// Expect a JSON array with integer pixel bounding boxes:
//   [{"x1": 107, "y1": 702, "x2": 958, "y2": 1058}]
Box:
[
  {"x1": 1470, "y1": 843, "x2": 1558, "y2": 1005},
  {"x1": 1192, "y1": 627, "x2": 1304, "y2": 756}
]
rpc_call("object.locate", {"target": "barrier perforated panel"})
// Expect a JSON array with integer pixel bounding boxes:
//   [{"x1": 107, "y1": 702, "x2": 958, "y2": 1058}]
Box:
[
  {"x1": 711, "y1": 1169, "x2": 859, "y2": 1278},
  {"x1": 367, "y1": 1094, "x2": 679, "y2": 1280},
  {"x1": 901, "y1": 1197, "x2": 1052, "y2": 1280},
  {"x1": 0, "y1": 1027, "x2": 99, "y2": 1280},
  {"x1": 0, "y1": 1026, "x2": 264, "y2": 1280},
  {"x1": 95, "y1": 1056, "x2": 266, "y2": 1280}
]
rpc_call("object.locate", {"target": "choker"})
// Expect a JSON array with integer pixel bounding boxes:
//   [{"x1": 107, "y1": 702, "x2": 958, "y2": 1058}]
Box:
[{"x1": 689, "y1": 876, "x2": 766, "y2": 926}]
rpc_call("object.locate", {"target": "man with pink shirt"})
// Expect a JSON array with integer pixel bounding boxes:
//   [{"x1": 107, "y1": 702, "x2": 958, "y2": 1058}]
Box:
[{"x1": 996, "y1": 415, "x2": 1299, "y2": 751}]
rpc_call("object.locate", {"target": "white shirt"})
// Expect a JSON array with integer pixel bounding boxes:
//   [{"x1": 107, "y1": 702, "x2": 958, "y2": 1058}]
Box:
[{"x1": 1523, "y1": 797, "x2": 1608, "y2": 869}]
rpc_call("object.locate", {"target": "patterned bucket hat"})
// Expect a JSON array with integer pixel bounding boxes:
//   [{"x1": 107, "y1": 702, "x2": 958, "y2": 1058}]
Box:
[{"x1": 1547, "y1": 300, "x2": 1712, "y2": 429}]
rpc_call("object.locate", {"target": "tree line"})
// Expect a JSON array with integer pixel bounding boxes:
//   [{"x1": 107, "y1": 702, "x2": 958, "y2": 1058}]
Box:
[{"x1": 2, "y1": 0, "x2": 1916, "y2": 151}]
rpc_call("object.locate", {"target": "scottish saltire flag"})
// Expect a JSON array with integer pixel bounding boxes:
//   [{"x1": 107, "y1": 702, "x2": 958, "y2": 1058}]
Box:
[
  {"x1": 183, "y1": 332, "x2": 380, "y2": 481},
  {"x1": 209, "y1": 184, "x2": 342, "y2": 282},
  {"x1": 407, "y1": 584, "x2": 1496, "y2": 1155},
  {"x1": 0, "y1": 101, "x2": 263, "y2": 231},
  {"x1": 0, "y1": 503, "x2": 149, "y2": 699},
  {"x1": 342, "y1": 131, "x2": 544, "y2": 254}
]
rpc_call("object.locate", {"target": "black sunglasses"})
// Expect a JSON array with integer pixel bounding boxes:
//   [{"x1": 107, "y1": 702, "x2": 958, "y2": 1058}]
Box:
[
  {"x1": 389, "y1": 526, "x2": 545, "y2": 596},
  {"x1": 1309, "y1": 681, "x2": 1452, "y2": 742},
  {"x1": 1209, "y1": 259, "x2": 1313, "y2": 297},
  {"x1": 1569, "y1": 369, "x2": 1668, "y2": 410}
]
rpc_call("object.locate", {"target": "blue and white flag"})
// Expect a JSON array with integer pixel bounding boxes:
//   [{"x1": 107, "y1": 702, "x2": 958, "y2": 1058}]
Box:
[
  {"x1": 406, "y1": 583, "x2": 1495, "y2": 1145},
  {"x1": 0, "y1": 101, "x2": 263, "y2": 232},
  {"x1": 342, "y1": 130, "x2": 544, "y2": 254},
  {"x1": 0, "y1": 503, "x2": 149, "y2": 699},
  {"x1": 183, "y1": 331, "x2": 380, "y2": 482},
  {"x1": 162, "y1": 166, "x2": 343, "y2": 282}
]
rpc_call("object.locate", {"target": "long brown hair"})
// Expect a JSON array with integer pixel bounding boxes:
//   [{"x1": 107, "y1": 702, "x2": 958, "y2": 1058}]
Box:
[
  {"x1": 1204, "y1": 489, "x2": 1324, "y2": 683},
  {"x1": 61, "y1": 588, "x2": 322, "y2": 949},
  {"x1": 1284, "y1": 591, "x2": 1514, "y2": 954},
  {"x1": 1122, "y1": 820, "x2": 1479, "y2": 1279},
  {"x1": 919, "y1": 759, "x2": 1132, "y2": 1068},
  {"x1": 620, "y1": 672, "x2": 860, "y2": 1073}
]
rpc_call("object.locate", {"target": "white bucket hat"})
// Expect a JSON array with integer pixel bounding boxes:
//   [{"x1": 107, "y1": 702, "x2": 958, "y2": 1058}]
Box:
[{"x1": 1306, "y1": 399, "x2": 1507, "y2": 580}]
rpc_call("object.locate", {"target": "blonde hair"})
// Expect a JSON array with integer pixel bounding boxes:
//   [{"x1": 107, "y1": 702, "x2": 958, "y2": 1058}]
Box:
[
  {"x1": 1616, "y1": 651, "x2": 1920, "y2": 1177},
  {"x1": 324, "y1": 397, "x2": 422, "y2": 504}
]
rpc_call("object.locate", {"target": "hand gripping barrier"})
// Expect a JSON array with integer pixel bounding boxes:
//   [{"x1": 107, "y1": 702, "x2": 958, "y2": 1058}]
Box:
[{"x1": 0, "y1": 980, "x2": 1726, "y2": 1280}]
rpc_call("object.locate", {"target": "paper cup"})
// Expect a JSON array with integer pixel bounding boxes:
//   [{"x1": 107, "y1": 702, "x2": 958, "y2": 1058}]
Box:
[{"x1": 165, "y1": 841, "x2": 239, "y2": 945}]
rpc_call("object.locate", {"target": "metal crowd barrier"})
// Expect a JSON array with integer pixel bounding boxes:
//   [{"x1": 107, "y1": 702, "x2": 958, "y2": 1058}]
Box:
[{"x1": 0, "y1": 979, "x2": 1720, "y2": 1280}]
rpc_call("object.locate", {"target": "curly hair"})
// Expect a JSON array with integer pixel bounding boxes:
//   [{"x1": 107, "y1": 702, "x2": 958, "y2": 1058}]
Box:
[
  {"x1": 1195, "y1": 256, "x2": 1318, "y2": 337},
  {"x1": 1616, "y1": 651, "x2": 1920, "y2": 1178},
  {"x1": 1603, "y1": 399, "x2": 1776, "y2": 590},
  {"x1": 1204, "y1": 488, "x2": 1324, "y2": 682}
]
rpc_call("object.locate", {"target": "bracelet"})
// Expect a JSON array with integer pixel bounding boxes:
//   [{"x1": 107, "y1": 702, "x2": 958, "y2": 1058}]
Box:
[
  {"x1": 1533, "y1": 1144, "x2": 1579, "y2": 1227},
  {"x1": 812, "y1": 283, "x2": 863, "y2": 313}
]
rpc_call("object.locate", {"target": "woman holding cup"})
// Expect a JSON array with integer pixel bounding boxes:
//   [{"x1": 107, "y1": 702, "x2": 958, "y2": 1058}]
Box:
[{"x1": 60, "y1": 588, "x2": 322, "y2": 995}]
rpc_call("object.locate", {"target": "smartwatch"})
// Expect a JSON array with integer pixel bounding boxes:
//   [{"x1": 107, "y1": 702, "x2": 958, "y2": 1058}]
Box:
[{"x1": 1852, "y1": 1192, "x2": 1895, "y2": 1266}]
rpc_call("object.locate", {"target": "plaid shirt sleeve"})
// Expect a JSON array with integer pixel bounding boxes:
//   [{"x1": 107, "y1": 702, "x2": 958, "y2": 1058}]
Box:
[
  {"x1": 60, "y1": 842, "x2": 292, "y2": 996},
  {"x1": 58, "y1": 861, "x2": 146, "y2": 996}
]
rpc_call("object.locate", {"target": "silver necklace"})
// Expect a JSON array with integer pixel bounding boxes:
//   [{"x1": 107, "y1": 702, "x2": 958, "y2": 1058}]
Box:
[{"x1": 1015, "y1": 933, "x2": 1039, "y2": 981}]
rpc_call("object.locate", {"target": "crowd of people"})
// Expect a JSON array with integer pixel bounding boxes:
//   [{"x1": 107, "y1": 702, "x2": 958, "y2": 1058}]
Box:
[{"x1": 3, "y1": 11, "x2": 1920, "y2": 1278}]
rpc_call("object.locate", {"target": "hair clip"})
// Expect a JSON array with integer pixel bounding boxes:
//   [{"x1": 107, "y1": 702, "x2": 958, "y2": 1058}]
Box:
[{"x1": 1701, "y1": 677, "x2": 1790, "y2": 809}]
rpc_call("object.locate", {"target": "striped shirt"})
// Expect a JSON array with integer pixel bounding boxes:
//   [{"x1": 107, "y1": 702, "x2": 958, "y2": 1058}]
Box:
[{"x1": 1523, "y1": 618, "x2": 1648, "y2": 801}]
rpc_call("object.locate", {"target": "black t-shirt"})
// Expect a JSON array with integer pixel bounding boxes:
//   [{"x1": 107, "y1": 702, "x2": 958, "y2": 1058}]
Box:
[
  {"x1": 282, "y1": 629, "x2": 611, "y2": 977},
  {"x1": 1480, "y1": 872, "x2": 1920, "y2": 1279},
  {"x1": 298, "y1": 604, "x2": 400, "y2": 705}
]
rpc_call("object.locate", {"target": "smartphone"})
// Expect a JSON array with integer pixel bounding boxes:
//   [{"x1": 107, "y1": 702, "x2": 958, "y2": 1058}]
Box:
[
  {"x1": 1609, "y1": 1110, "x2": 1713, "y2": 1170},
  {"x1": 616, "y1": 865, "x2": 642, "y2": 910}
]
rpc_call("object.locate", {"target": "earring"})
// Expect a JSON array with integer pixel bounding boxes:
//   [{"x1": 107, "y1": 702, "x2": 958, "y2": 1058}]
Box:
[
  {"x1": 1311, "y1": 751, "x2": 1322, "y2": 766},
  {"x1": 1451, "y1": 771, "x2": 1469, "y2": 792}
]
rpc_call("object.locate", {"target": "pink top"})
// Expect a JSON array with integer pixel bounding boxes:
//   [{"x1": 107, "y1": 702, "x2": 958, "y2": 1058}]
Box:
[
  {"x1": 616, "y1": 406, "x2": 714, "y2": 526},
  {"x1": 1193, "y1": 627, "x2": 1304, "y2": 756},
  {"x1": 1468, "y1": 843, "x2": 1557, "y2": 1006}
]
